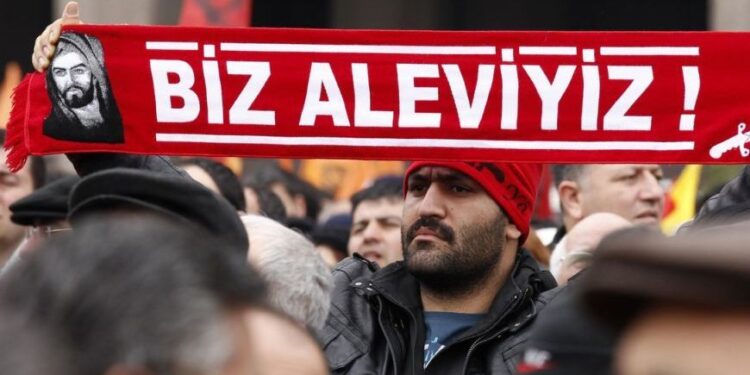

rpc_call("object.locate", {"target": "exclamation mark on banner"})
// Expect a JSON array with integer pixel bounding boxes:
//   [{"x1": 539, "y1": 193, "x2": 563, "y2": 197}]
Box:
[{"x1": 680, "y1": 66, "x2": 700, "y2": 131}]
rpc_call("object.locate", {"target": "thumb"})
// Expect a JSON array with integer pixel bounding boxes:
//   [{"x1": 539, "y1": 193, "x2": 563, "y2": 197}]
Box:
[{"x1": 61, "y1": 1, "x2": 82, "y2": 25}]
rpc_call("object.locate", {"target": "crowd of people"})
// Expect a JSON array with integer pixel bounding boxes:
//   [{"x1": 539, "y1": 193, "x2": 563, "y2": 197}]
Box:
[{"x1": 2, "y1": 2, "x2": 749, "y2": 375}]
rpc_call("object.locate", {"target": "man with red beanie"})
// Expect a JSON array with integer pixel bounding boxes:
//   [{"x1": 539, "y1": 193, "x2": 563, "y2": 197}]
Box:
[{"x1": 323, "y1": 161, "x2": 557, "y2": 375}]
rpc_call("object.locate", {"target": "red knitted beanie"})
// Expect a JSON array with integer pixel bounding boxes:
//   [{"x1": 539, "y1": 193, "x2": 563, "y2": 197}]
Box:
[{"x1": 404, "y1": 161, "x2": 543, "y2": 243}]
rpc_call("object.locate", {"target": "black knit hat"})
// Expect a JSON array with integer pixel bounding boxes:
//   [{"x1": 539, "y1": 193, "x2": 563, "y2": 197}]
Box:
[
  {"x1": 10, "y1": 176, "x2": 79, "y2": 226},
  {"x1": 68, "y1": 168, "x2": 248, "y2": 255},
  {"x1": 311, "y1": 213, "x2": 352, "y2": 256}
]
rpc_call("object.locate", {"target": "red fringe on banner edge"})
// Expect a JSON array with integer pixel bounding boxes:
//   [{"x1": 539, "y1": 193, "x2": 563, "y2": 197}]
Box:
[{"x1": 4, "y1": 74, "x2": 32, "y2": 173}]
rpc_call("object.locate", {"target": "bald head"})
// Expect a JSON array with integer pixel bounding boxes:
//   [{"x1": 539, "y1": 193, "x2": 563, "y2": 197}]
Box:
[
  {"x1": 566, "y1": 213, "x2": 632, "y2": 254},
  {"x1": 243, "y1": 308, "x2": 327, "y2": 375},
  {"x1": 556, "y1": 164, "x2": 664, "y2": 230},
  {"x1": 551, "y1": 212, "x2": 632, "y2": 284}
]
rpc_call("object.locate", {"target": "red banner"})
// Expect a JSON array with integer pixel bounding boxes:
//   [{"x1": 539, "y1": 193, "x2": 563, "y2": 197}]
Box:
[{"x1": 7, "y1": 25, "x2": 750, "y2": 170}]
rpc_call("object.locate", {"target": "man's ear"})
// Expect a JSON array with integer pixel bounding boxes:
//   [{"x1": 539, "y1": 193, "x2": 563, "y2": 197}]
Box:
[
  {"x1": 505, "y1": 223, "x2": 521, "y2": 241},
  {"x1": 292, "y1": 194, "x2": 307, "y2": 218},
  {"x1": 558, "y1": 181, "x2": 584, "y2": 221}
]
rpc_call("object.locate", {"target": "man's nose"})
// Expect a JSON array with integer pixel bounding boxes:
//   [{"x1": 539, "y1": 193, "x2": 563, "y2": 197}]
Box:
[
  {"x1": 417, "y1": 185, "x2": 447, "y2": 219},
  {"x1": 60, "y1": 74, "x2": 73, "y2": 89},
  {"x1": 362, "y1": 221, "x2": 382, "y2": 242},
  {"x1": 639, "y1": 174, "x2": 664, "y2": 203},
  {"x1": 70, "y1": 72, "x2": 86, "y2": 85}
]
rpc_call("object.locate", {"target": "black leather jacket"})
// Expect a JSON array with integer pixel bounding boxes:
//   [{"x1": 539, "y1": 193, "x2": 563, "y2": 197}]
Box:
[
  {"x1": 322, "y1": 251, "x2": 557, "y2": 375},
  {"x1": 680, "y1": 165, "x2": 750, "y2": 230}
]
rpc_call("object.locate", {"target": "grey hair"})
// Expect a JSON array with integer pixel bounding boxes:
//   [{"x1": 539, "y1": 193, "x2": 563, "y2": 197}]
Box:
[
  {"x1": 0, "y1": 308, "x2": 73, "y2": 375},
  {"x1": 242, "y1": 214, "x2": 333, "y2": 335},
  {"x1": 551, "y1": 164, "x2": 588, "y2": 186},
  {"x1": 0, "y1": 216, "x2": 266, "y2": 375}
]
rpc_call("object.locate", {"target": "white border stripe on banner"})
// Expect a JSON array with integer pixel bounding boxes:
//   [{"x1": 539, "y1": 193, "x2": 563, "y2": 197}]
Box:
[
  {"x1": 220, "y1": 43, "x2": 496, "y2": 55},
  {"x1": 518, "y1": 46, "x2": 578, "y2": 56},
  {"x1": 155, "y1": 133, "x2": 694, "y2": 151},
  {"x1": 600, "y1": 46, "x2": 699, "y2": 56},
  {"x1": 146, "y1": 42, "x2": 200, "y2": 51}
]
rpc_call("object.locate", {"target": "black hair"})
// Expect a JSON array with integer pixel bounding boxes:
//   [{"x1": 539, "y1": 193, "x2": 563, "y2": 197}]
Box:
[
  {"x1": 175, "y1": 157, "x2": 246, "y2": 212},
  {"x1": 350, "y1": 175, "x2": 404, "y2": 214},
  {"x1": 244, "y1": 183, "x2": 288, "y2": 224},
  {"x1": 251, "y1": 166, "x2": 326, "y2": 221},
  {"x1": 280, "y1": 169, "x2": 326, "y2": 220}
]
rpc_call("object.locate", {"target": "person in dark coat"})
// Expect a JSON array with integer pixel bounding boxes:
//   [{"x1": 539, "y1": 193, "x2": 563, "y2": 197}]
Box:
[
  {"x1": 517, "y1": 164, "x2": 750, "y2": 375},
  {"x1": 322, "y1": 161, "x2": 557, "y2": 375}
]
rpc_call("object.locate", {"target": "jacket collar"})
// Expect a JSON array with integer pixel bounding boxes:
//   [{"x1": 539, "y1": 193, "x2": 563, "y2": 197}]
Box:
[
  {"x1": 366, "y1": 250, "x2": 554, "y2": 325},
  {"x1": 369, "y1": 260, "x2": 423, "y2": 311},
  {"x1": 461, "y1": 249, "x2": 553, "y2": 338}
]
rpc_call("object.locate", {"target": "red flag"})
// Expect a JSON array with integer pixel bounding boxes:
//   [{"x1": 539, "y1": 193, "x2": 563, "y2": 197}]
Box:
[
  {"x1": 179, "y1": 0, "x2": 252, "y2": 27},
  {"x1": 533, "y1": 165, "x2": 553, "y2": 223}
]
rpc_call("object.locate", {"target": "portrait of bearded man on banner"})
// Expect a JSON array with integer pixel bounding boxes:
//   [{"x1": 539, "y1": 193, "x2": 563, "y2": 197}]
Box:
[{"x1": 44, "y1": 32, "x2": 123, "y2": 143}]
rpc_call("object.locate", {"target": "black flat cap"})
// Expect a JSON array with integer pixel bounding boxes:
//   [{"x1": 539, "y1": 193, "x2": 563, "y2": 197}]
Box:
[
  {"x1": 68, "y1": 168, "x2": 248, "y2": 255},
  {"x1": 10, "y1": 176, "x2": 79, "y2": 226}
]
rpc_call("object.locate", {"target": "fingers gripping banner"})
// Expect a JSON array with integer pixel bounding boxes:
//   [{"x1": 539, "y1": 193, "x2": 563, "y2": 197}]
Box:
[{"x1": 6, "y1": 25, "x2": 750, "y2": 170}]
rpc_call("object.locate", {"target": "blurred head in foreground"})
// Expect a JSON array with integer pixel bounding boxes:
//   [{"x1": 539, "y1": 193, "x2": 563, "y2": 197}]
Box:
[
  {"x1": 582, "y1": 223, "x2": 750, "y2": 375},
  {"x1": 0, "y1": 216, "x2": 326, "y2": 375}
]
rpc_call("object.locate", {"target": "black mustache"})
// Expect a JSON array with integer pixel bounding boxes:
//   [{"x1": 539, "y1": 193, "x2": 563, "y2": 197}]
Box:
[
  {"x1": 405, "y1": 217, "x2": 455, "y2": 244},
  {"x1": 64, "y1": 85, "x2": 86, "y2": 96}
]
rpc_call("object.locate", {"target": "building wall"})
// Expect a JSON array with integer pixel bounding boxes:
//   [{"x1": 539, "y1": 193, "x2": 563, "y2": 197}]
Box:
[
  {"x1": 711, "y1": 0, "x2": 750, "y2": 29},
  {"x1": 52, "y1": 0, "x2": 720, "y2": 30},
  {"x1": 53, "y1": 0, "x2": 180, "y2": 24}
]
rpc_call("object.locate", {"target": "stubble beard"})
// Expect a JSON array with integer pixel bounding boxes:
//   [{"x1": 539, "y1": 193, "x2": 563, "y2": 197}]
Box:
[{"x1": 402, "y1": 215, "x2": 507, "y2": 297}]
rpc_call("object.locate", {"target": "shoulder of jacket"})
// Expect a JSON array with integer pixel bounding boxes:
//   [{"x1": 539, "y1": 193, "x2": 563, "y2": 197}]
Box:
[
  {"x1": 323, "y1": 254, "x2": 382, "y2": 371},
  {"x1": 331, "y1": 253, "x2": 380, "y2": 285},
  {"x1": 535, "y1": 284, "x2": 567, "y2": 306}
]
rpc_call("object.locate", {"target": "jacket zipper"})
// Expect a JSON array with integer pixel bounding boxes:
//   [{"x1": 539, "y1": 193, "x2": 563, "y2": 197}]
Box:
[
  {"x1": 460, "y1": 287, "x2": 531, "y2": 374},
  {"x1": 373, "y1": 293, "x2": 400, "y2": 375},
  {"x1": 369, "y1": 281, "x2": 421, "y2": 375}
]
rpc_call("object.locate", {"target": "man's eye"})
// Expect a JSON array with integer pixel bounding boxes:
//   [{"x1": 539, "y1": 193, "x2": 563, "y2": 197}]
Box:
[
  {"x1": 72, "y1": 67, "x2": 87, "y2": 75},
  {"x1": 0, "y1": 175, "x2": 19, "y2": 187},
  {"x1": 384, "y1": 219, "x2": 402, "y2": 227},
  {"x1": 407, "y1": 183, "x2": 426, "y2": 193},
  {"x1": 451, "y1": 185, "x2": 470, "y2": 193},
  {"x1": 53, "y1": 69, "x2": 66, "y2": 77}
]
